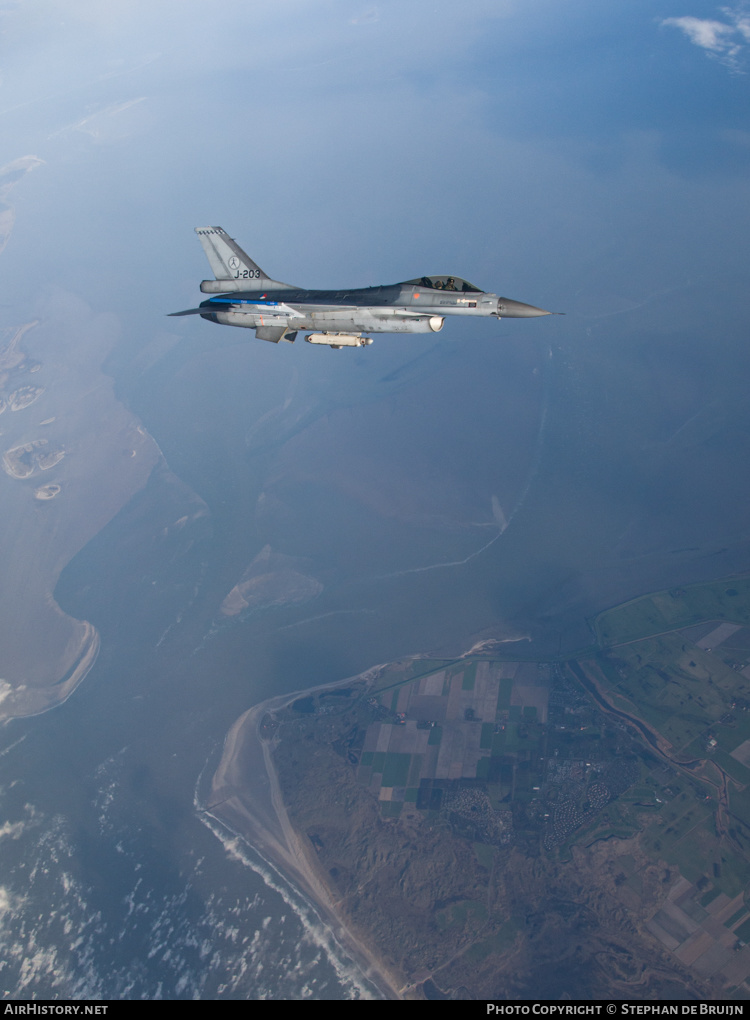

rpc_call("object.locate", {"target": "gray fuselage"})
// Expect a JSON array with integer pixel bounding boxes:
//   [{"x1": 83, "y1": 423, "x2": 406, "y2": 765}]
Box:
[{"x1": 198, "y1": 277, "x2": 548, "y2": 336}]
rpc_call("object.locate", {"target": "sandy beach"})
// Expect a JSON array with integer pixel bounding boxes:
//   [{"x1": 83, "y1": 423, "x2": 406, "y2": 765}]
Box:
[{"x1": 204, "y1": 670, "x2": 407, "y2": 1000}]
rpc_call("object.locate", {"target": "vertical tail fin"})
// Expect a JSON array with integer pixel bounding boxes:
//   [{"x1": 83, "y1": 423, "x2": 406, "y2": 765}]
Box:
[{"x1": 195, "y1": 226, "x2": 295, "y2": 292}]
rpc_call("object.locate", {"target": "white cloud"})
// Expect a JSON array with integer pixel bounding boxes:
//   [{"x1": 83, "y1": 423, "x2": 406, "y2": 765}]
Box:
[
  {"x1": 662, "y1": 5, "x2": 750, "y2": 70},
  {"x1": 662, "y1": 16, "x2": 734, "y2": 51},
  {"x1": 0, "y1": 819, "x2": 25, "y2": 839},
  {"x1": 734, "y1": 13, "x2": 750, "y2": 39}
]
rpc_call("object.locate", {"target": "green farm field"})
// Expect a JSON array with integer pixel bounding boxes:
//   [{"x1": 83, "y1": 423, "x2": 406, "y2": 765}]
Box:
[{"x1": 593, "y1": 575, "x2": 750, "y2": 648}]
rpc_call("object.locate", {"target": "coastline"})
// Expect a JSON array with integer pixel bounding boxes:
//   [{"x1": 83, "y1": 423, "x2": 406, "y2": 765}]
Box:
[
  {"x1": 0, "y1": 313, "x2": 161, "y2": 724},
  {"x1": 203, "y1": 667, "x2": 407, "y2": 1001},
  {"x1": 0, "y1": 618, "x2": 100, "y2": 724}
]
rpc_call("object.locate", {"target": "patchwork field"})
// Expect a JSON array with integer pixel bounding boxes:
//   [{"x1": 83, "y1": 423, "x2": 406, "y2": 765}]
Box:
[{"x1": 267, "y1": 571, "x2": 750, "y2": 998}]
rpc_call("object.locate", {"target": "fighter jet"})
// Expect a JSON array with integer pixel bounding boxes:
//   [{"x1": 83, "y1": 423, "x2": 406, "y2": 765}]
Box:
[{"x1": 170, "y1": 226, "x2": 554, "y2": 349}]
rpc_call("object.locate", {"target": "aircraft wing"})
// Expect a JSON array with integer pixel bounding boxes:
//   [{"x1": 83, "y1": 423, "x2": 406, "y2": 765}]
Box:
[{"x1": 168, "y1": 300, "x2": 314, "y2": 318}]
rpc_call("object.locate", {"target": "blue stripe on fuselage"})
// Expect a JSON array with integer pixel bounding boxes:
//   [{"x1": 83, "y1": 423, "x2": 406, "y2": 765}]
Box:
[{"x1": 206, "y1": 297, "x2": 280, "y2": 306}]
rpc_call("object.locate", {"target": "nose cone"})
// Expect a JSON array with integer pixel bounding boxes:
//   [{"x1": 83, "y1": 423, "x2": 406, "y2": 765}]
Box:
[{"x1": 497, "y1": 297, "x2": 552, "y2": 318}]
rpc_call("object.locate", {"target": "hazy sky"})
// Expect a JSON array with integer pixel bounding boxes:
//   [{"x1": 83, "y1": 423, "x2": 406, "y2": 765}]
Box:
[
  {"x1": 1, "y1": 0, "x2": 750, "y2": 999},
  {"x1": 2, "y1": 0, "x2": 749, "y2": 316},
  {"x1": 2, "y1": 0, "x2": 749, "y2": 682}
]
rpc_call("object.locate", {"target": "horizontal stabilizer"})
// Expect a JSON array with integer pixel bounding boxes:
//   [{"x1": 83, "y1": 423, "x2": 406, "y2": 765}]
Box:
[{"x1": 168, "y1": 307, "x2": 206, "y2": 316}]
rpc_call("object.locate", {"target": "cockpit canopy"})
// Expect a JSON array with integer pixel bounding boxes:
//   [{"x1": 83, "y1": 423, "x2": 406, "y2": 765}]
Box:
[{"x1": 403, "y1": 276, "x2": 482, "y2": 293}]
